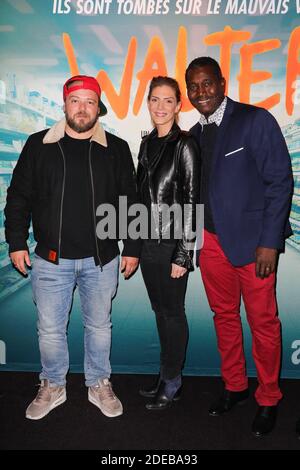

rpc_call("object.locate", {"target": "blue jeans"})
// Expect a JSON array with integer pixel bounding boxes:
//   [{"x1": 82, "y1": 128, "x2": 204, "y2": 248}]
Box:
[{"x1": 31, "y1": 255, "x2": 119, "y2": 387}]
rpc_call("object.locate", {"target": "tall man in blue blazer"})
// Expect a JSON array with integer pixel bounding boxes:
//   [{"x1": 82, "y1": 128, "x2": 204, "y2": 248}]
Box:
[{"x1": 186, "y1": 57, "x2": 293, "y2": 437}]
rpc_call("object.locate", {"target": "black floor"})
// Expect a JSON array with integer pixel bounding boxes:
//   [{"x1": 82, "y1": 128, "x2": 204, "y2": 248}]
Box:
[{"x1": 0, "y1": 372, "x2": 299, "y2": 450}]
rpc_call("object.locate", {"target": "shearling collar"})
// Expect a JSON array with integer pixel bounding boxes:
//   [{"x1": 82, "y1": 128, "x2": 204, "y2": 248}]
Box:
[{"x1": 42, "y1": 118, "x2": 108, "y2": 147}]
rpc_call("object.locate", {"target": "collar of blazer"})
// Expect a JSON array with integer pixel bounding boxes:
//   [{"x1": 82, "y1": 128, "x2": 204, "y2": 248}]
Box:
[{"x1": 42, "y1": 117, "x2": 108, "y2": 147}]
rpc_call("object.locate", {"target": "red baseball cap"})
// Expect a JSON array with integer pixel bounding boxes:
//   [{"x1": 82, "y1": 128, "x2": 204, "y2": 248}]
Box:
[{"x1": 63, "y1": 75, "x2": 107, "y2": 116}]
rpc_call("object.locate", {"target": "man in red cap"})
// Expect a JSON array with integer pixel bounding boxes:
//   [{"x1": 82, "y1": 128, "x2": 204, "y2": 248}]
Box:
[{"x1": 5, "y1": 75, "x2": 140, "y2": 419}]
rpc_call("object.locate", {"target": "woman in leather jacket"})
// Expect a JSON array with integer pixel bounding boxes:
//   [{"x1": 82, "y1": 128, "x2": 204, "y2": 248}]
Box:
[{"x1": 137, "y1": 76, "x2": 200, "y2": 410}]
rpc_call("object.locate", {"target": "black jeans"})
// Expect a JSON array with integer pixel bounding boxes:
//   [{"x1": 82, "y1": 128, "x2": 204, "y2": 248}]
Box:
[{"x1": 140, "y1": 240, "x2": 189, "y2": 380}]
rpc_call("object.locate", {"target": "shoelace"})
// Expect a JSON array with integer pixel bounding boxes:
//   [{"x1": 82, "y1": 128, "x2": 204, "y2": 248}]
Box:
[
  {"x1": 34, "y1": 383, "x2": 50, "y2": 402},
  {"x1": 96, "y1": 382, "x2": 116, "y2": 401}
]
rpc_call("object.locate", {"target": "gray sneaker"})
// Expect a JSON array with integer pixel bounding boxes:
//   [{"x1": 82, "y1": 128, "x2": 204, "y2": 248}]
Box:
[
  {"x1": 88, "y1": 378, "x2": 123, "y2": 418},
  {"x1": 26, "y1": 379, "x2": 66, "y2": 420}
]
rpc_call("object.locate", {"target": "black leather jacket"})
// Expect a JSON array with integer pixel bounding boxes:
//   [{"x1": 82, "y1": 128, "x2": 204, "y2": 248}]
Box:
[{"x1": 137, "y1": 123, "x2": 200, "y2": 270}]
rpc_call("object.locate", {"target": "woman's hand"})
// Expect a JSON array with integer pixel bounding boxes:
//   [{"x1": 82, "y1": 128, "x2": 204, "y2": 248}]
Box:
[{"x1": 171, "y1": 263, "x2": 187, "y2": 279}]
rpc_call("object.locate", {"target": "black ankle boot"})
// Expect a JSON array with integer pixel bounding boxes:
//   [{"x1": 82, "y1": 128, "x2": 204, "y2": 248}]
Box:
[
  {"x1": 145, "y1": 381, "x2": 182, "y2": 411},
  {"x1": 139, "y1": 375, "x2": 161, "y2": 398}
]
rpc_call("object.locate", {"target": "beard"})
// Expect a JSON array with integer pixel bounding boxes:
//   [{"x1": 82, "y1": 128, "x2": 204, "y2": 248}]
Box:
[{"x1": 65, "y1": 111, "x2": 99, "y2": 133}]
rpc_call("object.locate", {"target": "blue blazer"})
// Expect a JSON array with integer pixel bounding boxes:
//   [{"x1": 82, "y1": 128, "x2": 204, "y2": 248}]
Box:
[{"x1": 190, "y1": 97, "x2": 293, "y2": 267}]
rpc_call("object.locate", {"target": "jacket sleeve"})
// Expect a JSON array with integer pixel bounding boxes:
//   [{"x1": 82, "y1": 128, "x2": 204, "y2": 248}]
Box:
[
  {"x1": 251, "y1": 109, "x2": 293, "y2": 249},
  {"x1": 171, "y1": 136, "x2": 201, "y2": 270},
  {"x1": 4, "y1": 136, "x2": 34, "y2": 253},
  {"x1": 118, "y1": 140, "x2": 142, "y2": 258}
]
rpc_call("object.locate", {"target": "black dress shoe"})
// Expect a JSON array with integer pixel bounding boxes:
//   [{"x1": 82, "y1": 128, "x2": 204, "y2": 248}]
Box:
[
  {"x1": 252, "y1": 406, "x2": 277, "y2": 437},
  {"x1": 146, "y1": 382, "x2": 182, "y2": 410},
  {"x1": 296, "y1": 417, "x2": 300, "y2": 439},
  {"x1": 139, "y1": 376, "x2": 161, "y2": 398},
  {"x1": 209, "y1": 388, "x2": 249, "y2": 416}
]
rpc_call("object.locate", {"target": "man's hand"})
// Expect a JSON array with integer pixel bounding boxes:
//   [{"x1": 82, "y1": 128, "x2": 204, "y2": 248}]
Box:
[
  {"x1": 171, "y1": 263, "x2": 187, "y2": 279},
  {"x1": 255, "y1": 247, "x2": 278, "y2": 279},
  {"x1": 10, "y1": 250, "x2": 31, "y2": 275},
  {"x1": 120, "y1": 256, "x2": 139, "y2": 279}
]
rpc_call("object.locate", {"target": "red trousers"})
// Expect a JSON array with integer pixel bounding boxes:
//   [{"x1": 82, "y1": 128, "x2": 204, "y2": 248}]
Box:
[{"x1": 199, "y1": 230, "x2": 282, "y2": 406}]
